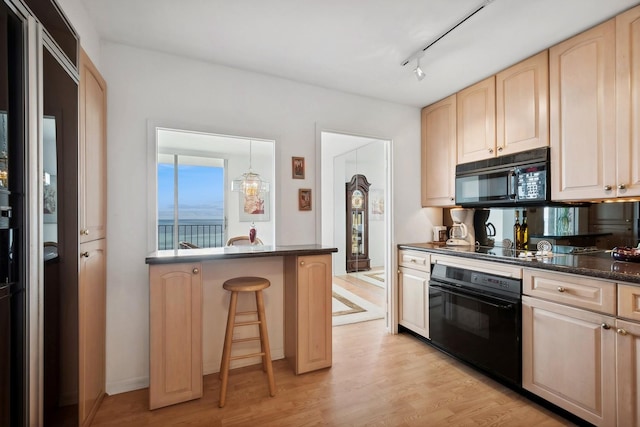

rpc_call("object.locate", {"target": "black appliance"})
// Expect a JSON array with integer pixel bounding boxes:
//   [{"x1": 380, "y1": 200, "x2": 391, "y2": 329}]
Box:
[
  {"x1": 1, "y1": 2, "x2": 26, "y2": 425},
  {"x1": 428, "y1": 263, "x2": 522, "y2": 387},
  {"x1": 473, "y1": 209, "x2": 496, "y2": 247},
  {"x1": 455, "y1": 147, "x2": 550, "y2": 207}
]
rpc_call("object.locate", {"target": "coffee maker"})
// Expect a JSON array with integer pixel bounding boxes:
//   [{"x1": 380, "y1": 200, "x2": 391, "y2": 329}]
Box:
[
  {"x1": 446, "y1": 208, "x2": 475, "y2": 246},
  {"x1": 474, "y1": 209, "x2": 496, "y2": 247}
]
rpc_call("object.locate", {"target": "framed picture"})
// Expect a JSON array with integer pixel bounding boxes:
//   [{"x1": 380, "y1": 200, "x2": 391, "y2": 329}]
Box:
[
  {"x1": 298, "y1": 188, "x2": 312, "y2": 211},
  {"x1": 239, "y1": 192, "x2": 270, "y2": 222},
  {"x1": 43, "y1": 174, "x2": 57, "y2": 224},
  {"x1": 369, "y1": 189, "x2": 384, "y2": 221},
  {"x1": 292, "y1": 156, "x2": 305, "y2": 179}
]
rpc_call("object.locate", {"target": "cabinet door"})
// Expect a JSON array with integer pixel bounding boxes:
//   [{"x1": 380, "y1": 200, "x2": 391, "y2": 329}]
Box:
[
  {"x1": 398, "y1": 266, "x2": 429, "y2": 338},
  {"x1": 149, "y1": 263, "x2": 202, "y2": 409},
  {"x1": 496, "y1": 50, "x2": 549, "y2": 156},
  {"x1": 79, "y1": 48, "x2": 107, "y2": 243},
  {"x1": 616, "y1": 5, "x2": 640, "y2": 198},
  {"x1": 78, "y1": 239, "x2": 106, "y2": 426},
  {"x1": 457, "y1": 76, "x2": 496, "y2": 164},
  {"x1": 522, "y1": 296, "x2": 616, "y2": 426},
  {"x1": 616, "y1": 318, "x2": 640, "y2": 427},
  {"x1": 550, "y1": 19, "x2": 616, "y2": 201},
  {"x1": 421, "y1": 95, "x2": 456, "y2": 206},
  {"x1": 296, "y1": 254, "x2": 332, "y2": 374}
]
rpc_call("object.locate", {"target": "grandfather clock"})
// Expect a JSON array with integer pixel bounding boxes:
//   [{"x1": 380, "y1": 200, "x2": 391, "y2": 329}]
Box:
[{"x1": 345, "y1": 174, "x2": 371, "y2": 272}]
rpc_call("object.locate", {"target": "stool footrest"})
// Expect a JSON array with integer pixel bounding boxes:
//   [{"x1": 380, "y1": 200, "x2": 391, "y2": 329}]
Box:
[
  {"x1": 230, "y1": 351, "x2": 266, "y2": 361},
  {"x1": 236, "y1": 310, "x2": 258, "y2": 317},
  {"x1": 235, "y1": 320, "x2": 261, "y2": 327},
  {"x1": 232, "y1": 337, "x2": 260, "y2": 344}
]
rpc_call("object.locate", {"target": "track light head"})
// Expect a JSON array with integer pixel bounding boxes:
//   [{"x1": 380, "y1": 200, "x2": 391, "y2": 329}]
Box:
[{"x1": 413, "y1": 58, "x2": 426, "y2": 81}]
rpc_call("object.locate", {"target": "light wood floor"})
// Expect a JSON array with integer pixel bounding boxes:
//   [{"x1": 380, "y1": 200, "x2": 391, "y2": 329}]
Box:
[{"x1": 91, "y1": 319, "x2": 575, "y2": 426}]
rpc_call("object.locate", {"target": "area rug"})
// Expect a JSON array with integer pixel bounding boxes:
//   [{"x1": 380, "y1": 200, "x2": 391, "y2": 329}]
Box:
[
  {"x1": 346, "y1": 270, "x2": 385, "y2": 288},
  {"x1": 332, "y1": 284, "x2": 384, "y2": 326}
]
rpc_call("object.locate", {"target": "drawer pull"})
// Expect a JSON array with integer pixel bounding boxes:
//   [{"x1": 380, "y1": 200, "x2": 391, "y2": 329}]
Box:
[
  {"x1": 300, "y1": 261, "x2": 305, "y2": 266},
  {"x1": 410, "y1": 258, "x2": 416, "y2": 263},
  {"x1": 601, "y1": 323, "x2": 611, "y2": 330},
  {"x1": 192, "y1": 268, "x2": 199, "y2": 275},
  {"x1": 80, "y1": 251, "x2": 89, "y2": 258},
  {"x1": 617, "y1": 328, "x2": 628, "y2": 336},
  {"x1": 557, "y1": 287, "x2": 566, "y2": 293}
]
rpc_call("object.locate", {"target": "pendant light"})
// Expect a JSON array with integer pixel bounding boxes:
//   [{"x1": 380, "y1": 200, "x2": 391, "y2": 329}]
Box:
[{"x1": 231, "y1": 140, "x2": 270, "y2": 195}]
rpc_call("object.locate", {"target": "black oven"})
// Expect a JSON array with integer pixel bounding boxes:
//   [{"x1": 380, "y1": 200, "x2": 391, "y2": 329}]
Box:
[
  {"x1": 455, "y1": 147, "x2": 550, "y2": 207},
  {"x1": 428, "y1": 263, "x2": 522, "y2": 387}
]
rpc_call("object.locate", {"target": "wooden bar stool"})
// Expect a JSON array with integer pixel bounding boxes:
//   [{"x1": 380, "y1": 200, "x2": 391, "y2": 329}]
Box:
[{"x1": 219, "y1": 276, "x2": 276, "y2": 407}]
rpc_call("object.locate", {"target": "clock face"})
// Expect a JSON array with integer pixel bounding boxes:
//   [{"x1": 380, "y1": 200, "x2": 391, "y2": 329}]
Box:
[{"x1": 352, "y1": 190, "x2": 364, "y2": 209}]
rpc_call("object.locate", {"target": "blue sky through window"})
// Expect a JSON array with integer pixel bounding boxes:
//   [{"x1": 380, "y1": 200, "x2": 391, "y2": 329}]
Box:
[{"x1": 158, "y1": 162, "x2": 224, "y2": 221}]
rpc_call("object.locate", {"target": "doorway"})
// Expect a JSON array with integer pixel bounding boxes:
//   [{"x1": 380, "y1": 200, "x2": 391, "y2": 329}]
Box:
[{"x1": 319, "y1": 131, "x2": 391, "y2": 330}]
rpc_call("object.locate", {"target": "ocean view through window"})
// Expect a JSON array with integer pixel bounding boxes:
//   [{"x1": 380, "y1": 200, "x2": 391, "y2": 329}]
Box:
[{"x1": 157, "y1": 156, "x2": 225, "y2": 250}]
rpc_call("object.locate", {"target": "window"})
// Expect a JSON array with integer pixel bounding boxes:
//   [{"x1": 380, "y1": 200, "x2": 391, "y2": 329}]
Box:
[
  {"x1": 157, "y1": 153, "x2": 225, "y2": 249},
  {"x1": 151, "y1": 127, "x2": 276, "y2": 251}
]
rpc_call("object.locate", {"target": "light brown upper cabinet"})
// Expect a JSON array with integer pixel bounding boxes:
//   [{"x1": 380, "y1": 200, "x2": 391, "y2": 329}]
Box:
[
  {"x1": 551, "y1": 6, "x2": 640, "y2": 201},
  {"x1": 615, "y1": 5, "x2": 640, "y2": 199},
  {"x1": 421, "y1": 95, "x2": 456, "y2": 207},
  {"x1": 456, "y1": 76, "x2": 496, "y2": 164},
  {"x1": 79, "y1": 49, "x2": 107, "y2": 243},
  {"x1": 496, "y1": 50, "x2": 549, "y2": 156}
]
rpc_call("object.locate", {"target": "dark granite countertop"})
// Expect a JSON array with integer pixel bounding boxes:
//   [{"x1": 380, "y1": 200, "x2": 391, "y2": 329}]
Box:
[
  {"x1": 398, "y1": 242, "x2": 640, "y2": 285},
  {"x1": 146, "y1": 244, "x2": 338, "y2": 265}
]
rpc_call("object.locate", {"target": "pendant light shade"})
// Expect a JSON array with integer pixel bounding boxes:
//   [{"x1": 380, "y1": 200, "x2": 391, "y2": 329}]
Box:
[{"x1": 231, "y1": 140, "x2": 270, "y2": 195}]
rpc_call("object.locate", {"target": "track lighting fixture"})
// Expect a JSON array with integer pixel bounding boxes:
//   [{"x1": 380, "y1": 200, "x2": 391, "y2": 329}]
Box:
[
  {"x1": 413, "y1": 57, "x2": 426, "y2": 81},
  {"x1": 401, "y1": 0, "x2": 496, "y2": 79}
]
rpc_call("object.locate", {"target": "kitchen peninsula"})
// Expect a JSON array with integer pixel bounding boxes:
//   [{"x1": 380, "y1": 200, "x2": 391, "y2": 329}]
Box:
[{"x1": 145, "y1": 244, "x2": 337, "y2": 409}]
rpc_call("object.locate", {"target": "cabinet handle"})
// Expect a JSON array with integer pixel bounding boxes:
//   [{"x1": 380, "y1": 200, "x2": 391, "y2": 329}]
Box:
[
  {"x1": 192, "y1": 267, "x2": 199, "y2": 275},
  {"x1": 80, "y1": 251, "x2": 89, "y2": 258},
  {"x1": 618, "y1": 184, "x2": 626, "y2": 190},
  {"x1": 410, "y1": 258, "x2": 416, "y2": 263},
  {"x1": 557, "y1": 286, "x2": 566, "y2": 293},
  {"x1": 498, "y1": 146, "x2": 503, "y2": 152},
  {"x1": 617, "y1": 328, "x2": 628, "y2": 335},
  {"x1": 80, "y1": 229, "x2": 89, "y2": 236},
  {"x1": 488, "y1": 148, "x2": 494, "y2": 154},
  {"x1": 601, "y1": 323, "x2": 611, "y2": 330},
  {"x1": 300, "y1": 261, "x2": 305, "y2": 266},
  {"x1": 450, "y1": 197, "x2": 454, "y2": 201},
  {"x1": 604, "y1": 185, "x2": 612, "y2": 191}
]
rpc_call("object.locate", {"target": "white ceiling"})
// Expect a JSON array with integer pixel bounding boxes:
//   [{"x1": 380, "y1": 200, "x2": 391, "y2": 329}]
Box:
[{"x1": 80, "y1": 0, "x2": 640, "y2": 108}]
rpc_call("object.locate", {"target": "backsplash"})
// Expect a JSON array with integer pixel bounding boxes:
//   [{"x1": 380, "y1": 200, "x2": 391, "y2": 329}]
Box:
[{"x1": 443, "y1": 202, "x2": 639, "y2": 250}]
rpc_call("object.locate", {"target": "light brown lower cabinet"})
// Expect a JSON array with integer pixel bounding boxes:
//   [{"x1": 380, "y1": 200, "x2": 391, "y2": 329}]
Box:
[
  {"x1": 398, "y1": 266, "x2": 429, "y2": 338},
  {"x1": 284, "y1": 254, "x2": 332, "y2": 374},
  {"x1": 616, "y1": 318, "x2": 640, "y2": 427},
  {"x1": 149, "y1": 263, "x2": 202, "y2": 410},
  {"x1": 79, "y1": 239, "x2": 106, "y2": 426},
  {"x1": 523, "y1": 295, "x2": 617, "y2": 426}
]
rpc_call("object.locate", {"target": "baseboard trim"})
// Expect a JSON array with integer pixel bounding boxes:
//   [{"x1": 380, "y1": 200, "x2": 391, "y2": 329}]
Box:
[{"x1": 106, "y1": 376, "x2": 149, "y2": 395}]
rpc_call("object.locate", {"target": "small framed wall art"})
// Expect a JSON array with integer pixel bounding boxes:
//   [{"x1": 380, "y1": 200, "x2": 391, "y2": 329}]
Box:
[
  {"x1": 292, "y1": 156, "x2": 305, "y2": 179},
  {"x1": 298, "y1": 188, "x2": 312, "y2": 211}
]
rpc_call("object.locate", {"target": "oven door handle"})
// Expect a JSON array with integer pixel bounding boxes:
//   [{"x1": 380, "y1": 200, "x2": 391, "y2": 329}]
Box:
[{"x1": 429, "y1": 282, "x2": 516, "y2": 310}]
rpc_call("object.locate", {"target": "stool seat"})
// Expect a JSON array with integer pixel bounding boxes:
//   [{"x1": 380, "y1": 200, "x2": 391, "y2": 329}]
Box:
[
  {"x1": 223, "y1": 276, "x2": 270, "y2": 292},
  {"x1": 218, "y1": 276, "x2": 276, "y2": 407}
]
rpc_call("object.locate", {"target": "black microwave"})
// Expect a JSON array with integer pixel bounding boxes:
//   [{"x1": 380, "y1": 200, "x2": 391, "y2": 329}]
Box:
[{"x1": 454, "y1": 147, "x2": 550, "y2": 207}]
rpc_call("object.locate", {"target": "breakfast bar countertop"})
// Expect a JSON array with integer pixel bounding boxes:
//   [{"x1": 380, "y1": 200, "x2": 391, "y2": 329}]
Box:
[
  {"x1": 146, "y1": 244, "x2": 338, "y2": 265},
  {"x1": 399, "y1": 242, "x2": 640, "y2": 285}
]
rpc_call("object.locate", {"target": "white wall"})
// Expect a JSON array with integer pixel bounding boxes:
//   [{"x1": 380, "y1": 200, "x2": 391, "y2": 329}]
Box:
[{"x1": 99, "y1": 41, "x2": 438, "y2": 394}]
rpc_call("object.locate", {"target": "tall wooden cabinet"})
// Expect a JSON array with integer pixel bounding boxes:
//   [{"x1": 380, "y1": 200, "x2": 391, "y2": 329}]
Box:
[
  {"x1": 284, "y1": 254, "x2": 332, "y2": 374},
  {"x1": 496, "y1": 50, "x2": 549, "y2": 156},
  {"x1": 421, "y1": 95, "x2": 456, "y2": 207},
  {"x1": 615, "y1": 6, "x2": 640, "y2": 199},
  {"x1": 457, "y1": 76, "x2": 496, "y2": 164},
  {"x1": 78, "y1": 48, "x2": 107, "y2": 427},
  {"x1": 149, "y1": 263, "x2": 203, "y2": 410},
  {"x1": 549, "y1": 19, "x2": 616, "y2": 201}
]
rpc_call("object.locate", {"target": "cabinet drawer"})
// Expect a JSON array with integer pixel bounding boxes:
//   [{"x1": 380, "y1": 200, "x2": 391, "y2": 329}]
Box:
[
  {"x1": 398, "y1": 250, "x2": 430, "y2": 272},
  {"x1": 523, "y1": 268, "x2": 616, "y2": 315},
  {"x1": 618, "y1": 284, "x2": 640, "y2": 322},
  {"x1": 431, "y1": 254, "x2": 522, "y2": 279}
]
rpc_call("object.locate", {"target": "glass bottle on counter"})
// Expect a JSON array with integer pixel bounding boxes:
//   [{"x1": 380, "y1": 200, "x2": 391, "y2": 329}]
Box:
[
  {"x1": 514, "y1": 211, "x2": 522, "y2": 250},
  {"x1": 520, "y1": 211, "x2": 529, "y2": 250}
]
